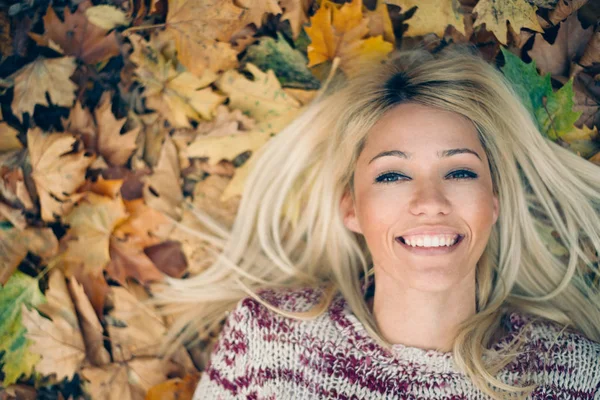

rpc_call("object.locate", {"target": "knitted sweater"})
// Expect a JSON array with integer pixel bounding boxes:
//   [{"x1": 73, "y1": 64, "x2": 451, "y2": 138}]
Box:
[{"x1": 194, "y1": 274, "x2": 600, "y2": 399}]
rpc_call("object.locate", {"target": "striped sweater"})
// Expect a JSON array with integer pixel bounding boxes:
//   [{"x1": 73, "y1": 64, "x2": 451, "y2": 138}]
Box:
[{"x1": 194, "y1": 274, "x2": 600, "y2": 399}]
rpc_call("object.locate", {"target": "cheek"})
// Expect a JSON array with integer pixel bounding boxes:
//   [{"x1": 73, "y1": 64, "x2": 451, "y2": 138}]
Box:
[{"x1": 355, "y1": 189, "x2": 402, "y2": 231}]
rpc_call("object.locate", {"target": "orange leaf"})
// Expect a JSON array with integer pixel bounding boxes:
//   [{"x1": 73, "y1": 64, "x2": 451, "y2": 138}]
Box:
[{"x1": 145, "y1": 372, "x2": 200, "y2": 400}]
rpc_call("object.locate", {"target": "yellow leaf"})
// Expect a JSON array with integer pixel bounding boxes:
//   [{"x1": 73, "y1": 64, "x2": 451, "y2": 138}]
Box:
[
  {"x1": 95, "y1": 92, "x2": 140, "y2": 166},
  {"x1": 85, "y1": 5, "x2": 129, "y2": 30},
  {"x1": 0, "y1": 109, "x2": 21, "y2": 153},
  {"x1": 61, "y1": 100, "x2": 96, "y2": 150},
  {"x1": 21, "y1": 269, "x2": 86, "y2": 380},
  {"x1": 60, "y1": 192, "x2": 128, "y2": 275},
  {"x1": 27, "y1": 128, "x2": 94, "y2": 221},
  {"x1": 186, "y1": 129, "x2": 271, "y2": 165},
  {"x1": 385, "y1": 0, "x2": 465, "y2": 37},
  {"x1": 10, "y1": 57, "x2": 77, "y2": 123},
  {"x1": 215, "y1": 63, "x2": 300, "y2": 122},
  {"x1": 304, "y1": 0, "x2": 393, "y2": 76},
  {"x1": 128, "y1": 34, "x2": 226, "y2": 128},
  {"x1": 473, "y1": 0, "x2": 543, "y2": 45},
  {"x1": 236, "y1": 0, "x2": 282, "y2": 28},
  {"x1": 366, "y1": 0, "x2": 395, "y2": 44}
]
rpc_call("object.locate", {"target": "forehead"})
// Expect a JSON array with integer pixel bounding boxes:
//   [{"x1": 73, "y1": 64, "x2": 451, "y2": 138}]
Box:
[{"x1": 364, "y1": 103, "x2": 483, "y2": 155}]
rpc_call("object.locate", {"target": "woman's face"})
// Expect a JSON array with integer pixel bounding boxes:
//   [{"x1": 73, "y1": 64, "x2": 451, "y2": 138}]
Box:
[{"x1": 341, "y1": 102, "x2": 499, "y2": 292}]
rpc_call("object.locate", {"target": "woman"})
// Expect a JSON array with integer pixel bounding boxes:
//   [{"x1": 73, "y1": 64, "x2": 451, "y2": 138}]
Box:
[{"x1": 156, "y1": 45, "x2": 600, "y2": 399}]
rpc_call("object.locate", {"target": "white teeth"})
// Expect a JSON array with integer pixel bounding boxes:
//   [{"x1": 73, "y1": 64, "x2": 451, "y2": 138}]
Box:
[{"x1": 402, "y1": 235, "x2": 459, "y2": 247}]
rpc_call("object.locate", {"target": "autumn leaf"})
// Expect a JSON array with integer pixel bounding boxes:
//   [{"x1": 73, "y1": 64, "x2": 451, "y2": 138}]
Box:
[
  {"x1": 242, "y1": 32, "x2": 321, "y2": 90},
  {"x1": 61, "y1": 100, "x2": 96, "y2": 150},
  {"x1": 21, "y1": 269, "x2": 86, "y2": 380},
  {"x1": 366, "y1": 0, "x2": 395, "y2": 44},
  {"x1": 527, "y1": 13, "x2": 593, "y2": 78},
  {"x1": 106, "y1": 284, "x2": 166, "y2": 361},
  {"x1": 146, "y1": 372, "x2": 200, "y2": 400},
  {"x1": 0, "y1": 109, "x2": 21, "y2": 153},
  {"x1": 501, "y1": 47, "x2": 581, "y2": 141},
  {"x1": 29, "y1": 0, "x2": 121, "y2": 64},
  {"x1": 85, "y1": 5, "x2": 130, "y2": 30},
  {"x1": 304, "y1": 0, "x2": 393, "y2": 76},
  {"x1": 94, "y1": 92, "x2": 141, "y2": 167},
  {"x1": 81, "y1": 358, "x2": 172, "y2": 400},
  {"x1": 27, "y1": 128, "x2": 94, "y2": 221},
  {"x1": 10, "y1": 57, "x2": 78, "y2": 123},
  {"x1": 385, "y1": 0, "x2": 465, "y2": 37},
  {"x1": 128, "y1": 34, "x2": 226, "y2": 128},
  {"x1": 105, "y1": 236, "x2": 165, "y2": 286},
  {"x1": 280, "y1": 0, "x2": 312, "y2": 39},
  {"x1": 0, "y1": 225, "x2": 58, "y2": 285},
  {"x1": 215, "y1": 63, "x2": 301, "y2": 122},
  {"x1": 60, "y1": 192, "x2": 128, "y2": 276},
  {"x1": 472, "y1": 0, "x2": 543, "y2": 45},
  {"x1": 0, "y1": 271, "x2": 45, "y2": 385},
  {"x1": 163, "y1": 0, "x2": 245, "y2": 75},
  {"x1": 142, "y1": 135, "x2": 183, "y2": 220}
]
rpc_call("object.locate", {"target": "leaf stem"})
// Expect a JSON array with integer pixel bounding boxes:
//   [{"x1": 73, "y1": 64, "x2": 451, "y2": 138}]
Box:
[{"x1": 122, "y1": 23, "x2": 166, "y2": 36}]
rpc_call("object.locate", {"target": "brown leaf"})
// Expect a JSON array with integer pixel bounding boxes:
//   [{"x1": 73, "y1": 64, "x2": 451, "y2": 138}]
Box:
[
  {"x1": 10, "y1": 57, "x2": 77, "y2": 123},
  {"x1": 235, "y1": 0, "x2": 282, "y2": 28},
  {"x1": 21, "y1": 269, "x2": 86, "y2": 380},
  {"x1": 142, "y1": 135, "x2": 183, "y2": 220},
  {"x1": 27, "y1": 128, "x2": 94, "y2": 221},
  {"x1": 106, "y1": 284, "x2": 166, "y2": 361},
  {"x1": 0, "y1": 109, "x2": 21, "y2": 153},
  {"x1": 68, "y1": 276, "x2": 111, "y2": 366},
  {"x1": 145, "y1": 372, "x2": 200, "y2": 400},
  {"x1": 71, "y1": 267, "x2": 110, "y2": 318},
  {"x1": 95, "y1": 92, "x2": 140, "y2": 167},
  {"x1": 573, "y1": 72, "x2": 600, "y2": 129},
  {"x1": 279, "y1": 0, "x2": 312, "y2": 39},
  {"x1": 548, "y1": 0, "x2": 588, "y2": 25},
  {"x1": 61, "y1": 101, "x2": 96, "y2": 151},
  {"x1": 81, "y1": 359, "x2": 171, "y2": 400},
  {"x1": 580, "y1": 30, "x2": 600, "y2": 68},
  {"x1": 528, "y1": 14, "x2": 593, "y2": 78},
  {"x1": 29, "y1": 1, "x2": 120, "y2": 64},
  {"x1": 143, "y1": 241, "x2": 187, "y2": 278},
  {"x1": 106, "y1": 236, "x2": 165, "y2": 285}
]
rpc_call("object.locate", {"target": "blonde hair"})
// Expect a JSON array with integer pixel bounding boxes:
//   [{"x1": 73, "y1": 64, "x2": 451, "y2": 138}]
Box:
[{"x1": 155, "y1": 45, "x2": 600, "y2": 399}]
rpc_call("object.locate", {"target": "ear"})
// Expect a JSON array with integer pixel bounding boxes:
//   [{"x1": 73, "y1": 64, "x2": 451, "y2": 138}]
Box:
[
  {"x1": 340, "y1": 189, "x2": 362, "y2": 234},
  {"x1": 492, "y1": 194, "x2": 499, "y2": 225}
]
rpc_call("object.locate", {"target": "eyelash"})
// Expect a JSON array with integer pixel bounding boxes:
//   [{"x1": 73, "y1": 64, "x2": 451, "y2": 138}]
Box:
[{"x1": 375, "y1": 169, "x2": 478, "y2": 184}]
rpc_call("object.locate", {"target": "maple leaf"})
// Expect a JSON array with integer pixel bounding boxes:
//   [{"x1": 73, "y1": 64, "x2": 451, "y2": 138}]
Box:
[
  {"x1": 106, "y1": 285, "x2": 166, "y2": 361},
  {"x1": 472, "y1": 0, "x2": 543, "y2": 45},
  {"x1": 0, "y1": 109, "x2": 21, "y2": 153},
  {"x1": 366, "y1": 0, "x2": 395, "y2": 44},
  {"x1": 280, "y1": 0, "x2": 312, "y2": 39},
  {"x1": 0, "y1": 271, "x2": 45, "y2": 385},
  {"x1": 128, "y1": 34, "x2": 226, "y2": 128},
  {"x1": 68, "y1": 275, "x2": 111, "y2": 366},
  {"x1": 10, "y1": 57, "x2": 77, "y2": 123},
  {"x1": 60, "y1": 192, "x2": 128, "y2": 276},
  {"x1": 85, "y1": 5, "x2": 130, "y2": 30},
  {"x1": 242, "y1": 32, "x2": 321, "y2": 90},
  {"x1": 29, "y1": 1, "x2": 120, "y2": 64},
  {"x1": 386, "y1": 0, "x2": 465, "y2": 38},
  {"x1": 528, "y1": 13, "x2": 593, "y2": 78},
  {"x1": 94, "y1": 92, "x2": 140, "y2": 167},
  {"x1": 304, "y1": 0, "x2": 393, "y2": 77},
  {"x1": 21, "y1": 269, "x2": 86, "y2": 380},
  {"x1": 81, "y1": 358, "x2": 172, "y2": 400},
  {"x1": 215, "y1": 63, "x2": 300, "y2": 122},
  {"x1": 163, "y1": 0, "x2": 246, "y2": 76},
  {"x1": 27, "y1": 128, "x2": 94, "y2": 221},
  {"x1": 236, "y1": 0, "x2": 282, "y2": 28},
  {"x1": 61, "y1": 101, "x2": 96, "y2": 150},
  {"x1": 105, "y1": 236, "x2": 165, "y2": 286},
  {"x1": 142, "y1": 135, "x2": 183, "y2": 220},
  {"x1": 146, "y1": 372, "x2": 200, "y2": 400},
  {"x1": 501, "y1": 47, "x2": 581, "y2": 141},
  {"x1": 0, "y1": 226, "x2": 58, "y2": 285}
]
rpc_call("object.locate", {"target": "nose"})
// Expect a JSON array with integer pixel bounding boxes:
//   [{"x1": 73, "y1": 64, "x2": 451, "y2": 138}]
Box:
[{"x1": 408, "y1": 181, "x2": 451, "y2": 216}]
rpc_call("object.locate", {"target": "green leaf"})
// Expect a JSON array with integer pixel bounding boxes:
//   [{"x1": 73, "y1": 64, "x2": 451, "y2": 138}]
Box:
[
  {"x1": 500, "y1": 47, "x2": 581, "y2": 141},
  {"x1": 241, "y1": 32, "x2": 321, "y2": 90},
  {"x1": 0, "y1": 271, "x2": 46, "y2": 385}
]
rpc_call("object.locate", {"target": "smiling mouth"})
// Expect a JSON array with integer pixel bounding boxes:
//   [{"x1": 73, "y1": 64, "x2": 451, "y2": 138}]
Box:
[{"x1": 396, "y1": 234, "x2": 465, "y2": 247}]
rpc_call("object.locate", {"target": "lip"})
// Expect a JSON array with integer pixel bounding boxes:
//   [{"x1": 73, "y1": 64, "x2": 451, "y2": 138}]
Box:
[
  {"x1": 396, "y1": 234, "x2": 465, "y2": 256},
  {"x1": 400, "y1": 225, "x2": 462, "y2": 237}
]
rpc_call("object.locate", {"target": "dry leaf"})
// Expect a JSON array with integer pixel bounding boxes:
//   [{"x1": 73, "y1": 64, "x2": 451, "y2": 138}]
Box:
[
  {"x1": 85, "y1": 5, "x2": 130, "y2": 30},
  {"x1": 27, "y1": 128, "x2": 94, "y2": 221},
  {"x1": 29, "y1": 1, "x2": 120, "y2": 64},
  {"x1": 0, "y1": 109, "x2": 21, "y2": 153},
  {"x1": 304, "y1": 0, "x2": 393, "y2": 76},
  {"x1": 280, "y1": 0, "x2": 312, "y2": 39},
  {"x1": 61, "y1": 101, "x2": 97, "y2": 150},
  {"x1": 67, "y1": 276, "x2": 111, "y2": 366},
  {"x1": 10, "y1": 57, "x2": 77, "y2": 123},
  {"x1": 95, "y1": 92, "x2": 141, "y2": 167},
  {"x1": 387, "y1": 0, "x2": 466, "y2": 37},
  {"x1": 21, "y1": 269, "x2": 86, "y2": 380},
  {"x1": 366, "y1": 0, "x2": 395, "y2": 44},
  {"x1": 105, "y1": 236, "x2": 165, "y2": 285},
  {"x1": 235, "y1": 0, "x2": 282, "y2": 28},
  {"x1": 145, "y1": 372, "x2": 200, "y2": 400},
  {"x1": 472, "y1": 0, "x2": 543, "y2": 45}
]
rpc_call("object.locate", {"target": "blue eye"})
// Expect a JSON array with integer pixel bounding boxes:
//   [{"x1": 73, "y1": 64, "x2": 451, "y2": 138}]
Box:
[{"x1": 375, "y1": 169, "x2": 478, "y2": 184}]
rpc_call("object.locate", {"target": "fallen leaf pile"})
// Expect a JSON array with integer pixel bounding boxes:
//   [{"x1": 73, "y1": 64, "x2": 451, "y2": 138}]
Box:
[{"x1": 0, "y1": 0, "x2": 599, "y2": 398}]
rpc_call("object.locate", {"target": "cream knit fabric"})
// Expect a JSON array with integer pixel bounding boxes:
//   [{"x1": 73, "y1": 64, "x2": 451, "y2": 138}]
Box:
[{"x1": 194, "y1": 275, "x2": 600, "y2": 399}]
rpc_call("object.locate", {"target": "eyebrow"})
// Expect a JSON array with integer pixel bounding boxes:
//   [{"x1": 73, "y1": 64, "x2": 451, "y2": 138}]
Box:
[{"x1": 368, "y1": 148, "x2": 482, "y2": 164}]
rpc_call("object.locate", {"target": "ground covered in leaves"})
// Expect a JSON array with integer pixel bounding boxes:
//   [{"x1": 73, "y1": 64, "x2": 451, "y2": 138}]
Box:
[{"x1": 0, "y1": 0, "x2": 599, "y2": 398}]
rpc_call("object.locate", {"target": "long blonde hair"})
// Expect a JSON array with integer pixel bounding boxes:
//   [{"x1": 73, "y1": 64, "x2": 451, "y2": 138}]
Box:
[{"x1": 155, "y1": 45, "x2": 600, "y2": 399}]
